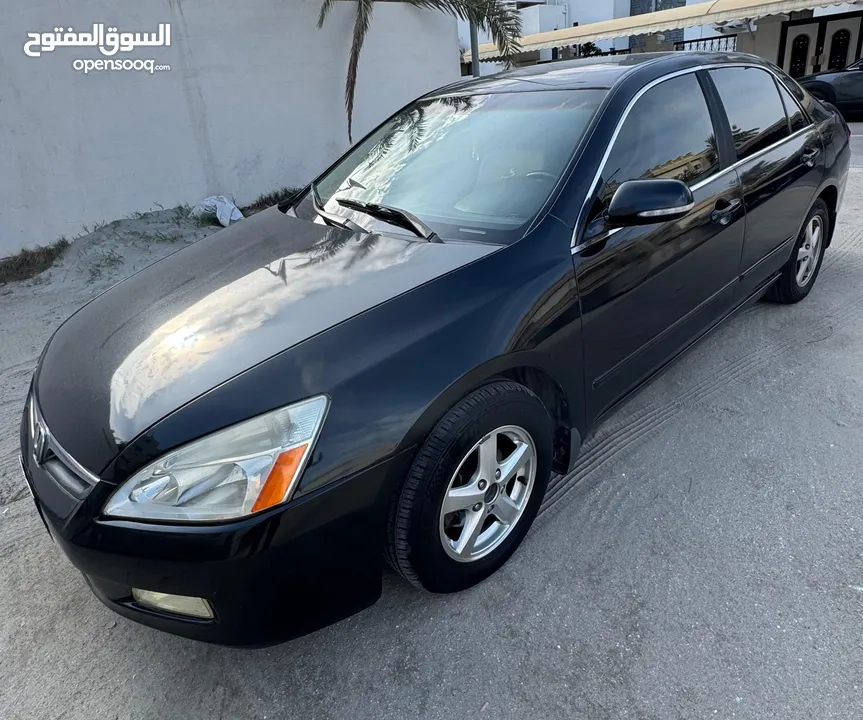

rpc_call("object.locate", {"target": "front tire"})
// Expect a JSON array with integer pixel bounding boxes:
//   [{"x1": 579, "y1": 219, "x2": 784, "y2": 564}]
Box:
[
  {"x1": 765, "y1": 199, "x2": 828, "y2": 304},
  {"x1": 385, "y1": 381, "x2": 552, "y2": 593}
]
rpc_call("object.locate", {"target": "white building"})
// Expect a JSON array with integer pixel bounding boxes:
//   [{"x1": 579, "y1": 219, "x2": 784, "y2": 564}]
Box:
[{"x1": 461, "y1": 0, "x2": 863, "y2": 79}]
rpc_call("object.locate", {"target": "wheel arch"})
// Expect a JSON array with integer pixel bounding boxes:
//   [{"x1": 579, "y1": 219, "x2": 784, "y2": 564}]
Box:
[{"x1": 397, "y1": 354, "x2": 583, "y2": 477}]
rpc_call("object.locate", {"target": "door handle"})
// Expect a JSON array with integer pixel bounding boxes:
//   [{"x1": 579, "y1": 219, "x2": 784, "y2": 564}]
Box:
[
  {"x1": 801, "y1": 147, "x2": 821, "y2": 167},
  {"x1": 710, "y1": 198, "x2": 741, "y2": 226}
]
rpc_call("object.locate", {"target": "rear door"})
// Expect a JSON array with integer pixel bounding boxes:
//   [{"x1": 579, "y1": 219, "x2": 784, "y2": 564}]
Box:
[
  {"x1": 706, "y1": 66, "x2": 825, "y2": 300},
  {"x1": 574, "y1": 71, "x2": 745, "y2": 423}
]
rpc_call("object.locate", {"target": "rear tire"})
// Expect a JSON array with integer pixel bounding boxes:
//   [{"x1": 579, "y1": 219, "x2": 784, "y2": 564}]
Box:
[
  {"x1": 385, "y1": 381, "x2": 552, "y2": 593},
  {"x1": 765, "y1": 199, "x2": 828, "y2": 305}
]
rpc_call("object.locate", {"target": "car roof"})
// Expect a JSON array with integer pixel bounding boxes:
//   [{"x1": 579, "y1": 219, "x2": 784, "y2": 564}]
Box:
[{"x1": 428, "y1": 51, "x2": 775, "y2": 96}]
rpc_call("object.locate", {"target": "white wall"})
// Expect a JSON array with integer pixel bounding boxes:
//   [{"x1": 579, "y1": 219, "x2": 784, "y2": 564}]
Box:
[
  {"x1": 736, "y1": 16, "x2": 784, "y2": 63},
  {"x1": 0, "y1": 0, "x2": 460, "y2": 257},
  {"x1": 685, "y1": 1, "x2": 863, "y2": 43}
]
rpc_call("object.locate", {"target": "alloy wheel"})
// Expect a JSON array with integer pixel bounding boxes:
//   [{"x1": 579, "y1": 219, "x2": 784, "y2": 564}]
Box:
[
  {"x1": 796, "y1": 215, "x2": 823, "y2": 287},
  {"x1": 439, "y1": 425, "x2": 536, "y2": 563}
]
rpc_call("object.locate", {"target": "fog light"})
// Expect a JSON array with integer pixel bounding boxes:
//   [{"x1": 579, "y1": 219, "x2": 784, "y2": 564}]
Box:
[{"x1": 132, "y1": 589, "x2": 213, "y2": 619}]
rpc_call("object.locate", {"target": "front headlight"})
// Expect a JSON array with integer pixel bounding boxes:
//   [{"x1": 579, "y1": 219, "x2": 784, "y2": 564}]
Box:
[{"x1": 104, "y1": 396, "x2": 329, "y2": 522}]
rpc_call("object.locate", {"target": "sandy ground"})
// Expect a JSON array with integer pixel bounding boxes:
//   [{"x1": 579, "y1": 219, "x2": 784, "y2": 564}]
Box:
[
  {"x1": 1, "y1": 167, "x2": 863, "y2": 719},
  {"x1": 0, "y1": 208, "x2": 221, "y2": 505}
]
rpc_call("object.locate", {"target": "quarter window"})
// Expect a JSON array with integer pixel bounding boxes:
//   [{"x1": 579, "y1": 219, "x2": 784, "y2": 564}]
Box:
[
  {"x1": 776, "y1": 80, "x2": 809, "y2": 132},
  {"x1": 709, "y1": 67, "x2": 791, "y2": 161},
  {"x1": 589, "y1": 73, "x2": 719, "y2": 221},
  {"x1": 772, "y1": 67, "x2": 831, "y2": 123}
]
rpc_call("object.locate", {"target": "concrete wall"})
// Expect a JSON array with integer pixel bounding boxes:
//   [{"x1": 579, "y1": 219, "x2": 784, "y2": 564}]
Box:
[
  {"x1": 737, "y1": 16, "x2": 784, "y2": 64},
  {"x1": 0, "y1": 0, "x2": 460, "y2": 257}
]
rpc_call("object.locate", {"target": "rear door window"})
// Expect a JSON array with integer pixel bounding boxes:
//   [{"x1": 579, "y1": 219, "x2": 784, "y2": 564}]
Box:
[{"x1": 709, "y1": 67, "x2": 792, "y2": 160}]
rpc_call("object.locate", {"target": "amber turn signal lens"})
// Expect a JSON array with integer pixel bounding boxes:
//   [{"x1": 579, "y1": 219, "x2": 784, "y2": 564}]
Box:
[{"x1": 251, "y1": 445, "x2": 309, "y2": 513}]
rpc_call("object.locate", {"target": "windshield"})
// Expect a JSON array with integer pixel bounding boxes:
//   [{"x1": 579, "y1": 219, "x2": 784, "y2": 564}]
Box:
[{"x1": 296, "y1": 89, "x2": 607, "y2": 244}]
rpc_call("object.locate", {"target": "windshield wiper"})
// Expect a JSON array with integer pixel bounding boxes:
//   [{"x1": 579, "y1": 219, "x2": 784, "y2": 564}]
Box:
[
  {"x1": 310, "y1": 183, "x2": 366, "y2": 233},
  {"x1": 336, "y1": 198, "x2": 440, "y2": 242}
]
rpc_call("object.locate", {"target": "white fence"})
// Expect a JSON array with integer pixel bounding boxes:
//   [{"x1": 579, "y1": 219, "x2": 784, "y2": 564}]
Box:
[{"x1": 0, "y1": 0, "x2": 460, "y2": 257}]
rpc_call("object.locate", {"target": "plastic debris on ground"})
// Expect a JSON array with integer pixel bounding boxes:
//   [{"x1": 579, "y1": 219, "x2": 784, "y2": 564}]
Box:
[{"x1": 191, "y1": 196, "x2": 244, "y2": 227}]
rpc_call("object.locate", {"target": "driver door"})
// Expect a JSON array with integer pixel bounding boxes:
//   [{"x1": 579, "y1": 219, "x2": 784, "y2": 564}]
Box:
[{"x1": 573, "y1": 71, "x2": 745, "y2": 422}]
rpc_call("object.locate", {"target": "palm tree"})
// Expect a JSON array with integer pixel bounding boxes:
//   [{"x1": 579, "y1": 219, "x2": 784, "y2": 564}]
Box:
[
  {"x1": 317, "y1": 0, "x2": 521, "y2": 141},
  {"x1": 366, "y1": 95, "x2": 473, "y2": 164}
]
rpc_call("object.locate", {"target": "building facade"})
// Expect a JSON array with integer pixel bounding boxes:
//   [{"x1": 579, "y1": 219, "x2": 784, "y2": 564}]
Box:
[{"x1": 459, "y1": 0, "x2": 863, "y2": 76}]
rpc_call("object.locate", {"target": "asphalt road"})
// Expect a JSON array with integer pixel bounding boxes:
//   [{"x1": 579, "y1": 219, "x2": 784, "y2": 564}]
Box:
[{"x1": 1, "y1": 171, "x2": 863, "y2": 718}]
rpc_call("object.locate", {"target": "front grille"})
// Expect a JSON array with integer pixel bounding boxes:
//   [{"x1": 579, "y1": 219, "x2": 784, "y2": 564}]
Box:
[{"x1": 28, "y1": 396, "x2": 99, "y2": 497}]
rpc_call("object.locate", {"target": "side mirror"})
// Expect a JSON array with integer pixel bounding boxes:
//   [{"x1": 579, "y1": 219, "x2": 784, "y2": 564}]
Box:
[{"x1": 606, "y1": 179, "x2": 695, "y2": 227}]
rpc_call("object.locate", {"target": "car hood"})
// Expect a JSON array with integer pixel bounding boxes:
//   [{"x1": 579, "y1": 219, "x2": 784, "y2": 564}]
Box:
[{"x1": 34, "y1": 206, "x2": 496, "y2": 473}]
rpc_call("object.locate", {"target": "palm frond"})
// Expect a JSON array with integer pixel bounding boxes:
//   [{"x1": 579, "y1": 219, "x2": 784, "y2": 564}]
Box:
[
  {"x1": 344, "y1": 233, "x2": 381, "y2": 269},
  {"x1": 317, "y1": 0, "x2": 340, "y2": 27},
  {"x1": 299, "y1": 228, "x2": 355, "y2": 266},
  {"x1": 437, "y1": 95, "x2": 475, "y2": 112},
  {"x1": 345, "y1": 0, "x2": 375, "y2": 142},
  {"x1": 395, "y1": 0, "x2": 522, "y2": 61},
  {"x1": 318, "y1": 0, "x2": 521, "y2": 140},
  {"x1": 407, "y1": 104, "x2": 426, "y2": 152},
  {"x1": 367, "y1": 111, "x2": 411, "y2": 164}
]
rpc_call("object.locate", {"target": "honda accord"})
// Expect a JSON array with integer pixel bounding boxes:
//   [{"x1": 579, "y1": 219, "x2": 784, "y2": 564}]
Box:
[{"x1": 20, "y1": 52, "x2": 851, "y2": 645}]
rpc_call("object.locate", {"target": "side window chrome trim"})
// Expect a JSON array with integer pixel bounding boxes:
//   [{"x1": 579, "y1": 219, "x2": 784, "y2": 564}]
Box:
[
  {"x1": 571, "y1": 62, "x2": 814, "y2": 251},
  {"x1": 689, "y1": 124, "x2": 812, "y2": 191},
  {"x1": 573, "y1": 226, "x2": 622, "y2": 255}
]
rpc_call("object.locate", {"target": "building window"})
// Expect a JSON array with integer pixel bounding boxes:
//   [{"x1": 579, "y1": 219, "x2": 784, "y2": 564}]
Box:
[
  {"x1": 828, "y1": 29, "x2": 851, "y2": 71},
  {"x1": 789, "y1": 34, "x2": 810, "y2": 78},
  {"x1": 629, "y1": 0, "x2": 685, "y2": 50}
]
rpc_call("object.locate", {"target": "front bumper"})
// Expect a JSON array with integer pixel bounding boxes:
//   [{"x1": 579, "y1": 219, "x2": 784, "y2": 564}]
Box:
[{"x1": 19, "y1": 409, "x2": 412, "y2": 646}]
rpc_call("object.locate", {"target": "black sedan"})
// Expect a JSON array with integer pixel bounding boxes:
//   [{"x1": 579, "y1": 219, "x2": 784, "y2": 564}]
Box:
[
  {"x1": 800, "y1": 58, "x2": 863, "y2": 117},
  {"x1": 20, "y1": 52, "x2": 851, "y2": 646}
]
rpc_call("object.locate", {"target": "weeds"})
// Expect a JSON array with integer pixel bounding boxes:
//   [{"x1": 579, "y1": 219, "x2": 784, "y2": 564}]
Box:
[
  {"x1": 0, "y1": 237, "x2": 70, "y2": 283},
  {"x1": 149, "y1": 231, "x2": 182, "y2": 244},
  {"x1": 173, "y1": 204, "x2": 194, "y2": 228},
  {"x1": 87, "y1": 248, "x2": 123, "y2": 283},
  {"x1": 241, "y1": 186, "x2": 303, "y2": 216}
]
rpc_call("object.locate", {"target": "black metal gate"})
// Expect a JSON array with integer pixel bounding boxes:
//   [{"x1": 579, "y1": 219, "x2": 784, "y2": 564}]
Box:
[{"x1": 674, "y1": 35, "x2": 738, "y2": 53}]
